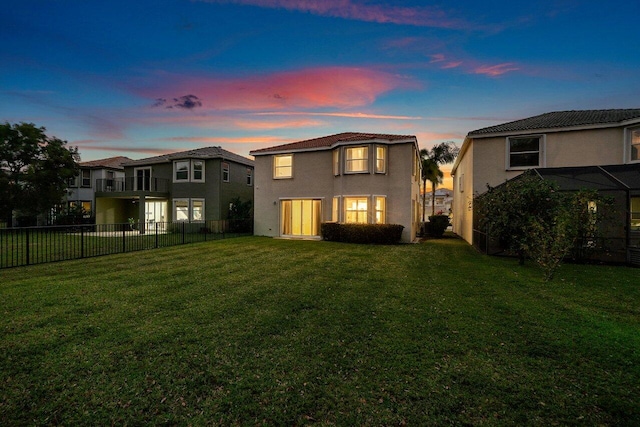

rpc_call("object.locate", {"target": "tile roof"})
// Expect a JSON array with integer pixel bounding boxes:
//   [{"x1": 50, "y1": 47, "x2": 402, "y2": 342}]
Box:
[
  {"x1": 250, "y1": 132, "x2": 416, "y2": 155},
  {"x1": 79, "y1": 156, "x2": 132, "y2": 169},
  {"x1": 123, "y1": 146, "x2": 254, "y2": 167},
  {"x1": 468, "y1": 109, "x2": 640, "y2": 136}
]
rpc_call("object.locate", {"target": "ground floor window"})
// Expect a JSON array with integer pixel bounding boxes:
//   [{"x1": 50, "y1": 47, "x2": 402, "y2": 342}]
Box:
[
  {"x1": 344, "y1": 197, "x2": 368, "y2": 223},
  {"x1": 172, "y1": 198, "x2": 205, "y2": 222},
  {"x1": 281, "y1": 199, "x2": 322, "y2": 237},
  {"x1": 631, "y1": 197, "x2": 640, "y2": 231},
  {"x1": 343, "y1": 196, "x2": 386, "y2": 224}
]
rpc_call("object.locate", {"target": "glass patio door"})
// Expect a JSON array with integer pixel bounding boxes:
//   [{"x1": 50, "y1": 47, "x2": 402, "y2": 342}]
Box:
[{"x1": 281, "y1": 199, "x2": 322, "y2": 237}]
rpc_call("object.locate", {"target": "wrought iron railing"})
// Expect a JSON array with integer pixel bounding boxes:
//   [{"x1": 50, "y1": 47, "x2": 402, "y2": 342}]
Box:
[
  {"x1": 0, "y1": 220, "x2": 252, "y2": 269},
  {"x1": 95, "y1": 177, "x2": 170, "y2": 193}
]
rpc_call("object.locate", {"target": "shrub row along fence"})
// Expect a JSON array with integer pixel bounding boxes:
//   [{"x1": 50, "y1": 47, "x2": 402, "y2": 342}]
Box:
[{"x1": 0, "y1": 220, "x2": 252, "y2": 269}]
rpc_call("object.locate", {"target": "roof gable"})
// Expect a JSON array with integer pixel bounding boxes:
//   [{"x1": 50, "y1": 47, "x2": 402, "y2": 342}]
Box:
[
  {"x1": 250, "y1": 132, "x2": 417, "y2": 155},
  {"x1": 469, "y1": 109, "x2": 640, "y2": 137}
]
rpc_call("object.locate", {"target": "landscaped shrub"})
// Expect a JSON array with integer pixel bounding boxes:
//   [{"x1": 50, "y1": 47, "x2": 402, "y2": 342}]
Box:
[
  {"x1": 425, "y1": 214, "x2": 450, "y2": 238},
  {"x1": 321, "y1": 223, "x2": 404, "y2": 244}
]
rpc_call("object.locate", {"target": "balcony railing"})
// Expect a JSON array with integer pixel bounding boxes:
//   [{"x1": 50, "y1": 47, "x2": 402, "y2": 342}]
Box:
[{"x1": 95, "y1": 177, "x2": 170, "y2": 193}]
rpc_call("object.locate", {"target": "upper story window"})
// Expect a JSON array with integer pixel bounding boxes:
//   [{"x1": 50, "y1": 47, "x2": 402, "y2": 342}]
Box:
[
  {"x1": 375, "y1": 145, "x2": 387, "y2": 174},
  {"x1": 345, "y1": 146, "x2": 368, "y2": 173},
  {"x1": 192, "y1": 161, "x2": 204, "y2": 181},
  {"x1": 333, "y1": 149, "x2": 340, "y2": 176},
  {"x1": 81, "y1": 169, "x2": 91, "y2": 187},
  {"x1": 175, "y1": 161, "x2": 189, "y2": 181},
  {"x1": 507, "y1": 135, "x2": 543, "y2": 169},
  {"x1": 174, "y1": 160, "x2": 205, "y2": 183},
  {"x1": 630, "y1": 127, "x2": 640, "y2": 162},
  {"x1": 246, "y1": 168, "x2": 253, "y2": 186},
  {"x1": 222, "y1": 162, "x2": 230, "y2": 182},
  {"x1": 274, "y1": 154, "x2": 293, "y2": 179},
  {"x1": 68, "y1": 175, "x2": 78, "y2": 187}
]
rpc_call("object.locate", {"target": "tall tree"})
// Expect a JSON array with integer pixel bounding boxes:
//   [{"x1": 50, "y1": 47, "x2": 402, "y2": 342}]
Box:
[
  {"x1": 420, "y1": 141, "x2": 459, "y2": 220},
  {"x1": 0, "y1": 122, "x2": 79, "y2": 225}
]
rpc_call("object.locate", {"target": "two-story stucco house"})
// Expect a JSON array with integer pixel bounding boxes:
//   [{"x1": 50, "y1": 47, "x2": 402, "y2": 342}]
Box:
[
  {"x1": 250, "y1": 132, "x2": 422, "y2": 243},
  {"x1": 451, "y1": 109, "x2": 640, "y2": 263},
  {"x1": 94, "y1": 146, "x2": 254, "y2": 231},
  {"x1": 65, "y1": 156, "x2": 132, "y2": 219}
]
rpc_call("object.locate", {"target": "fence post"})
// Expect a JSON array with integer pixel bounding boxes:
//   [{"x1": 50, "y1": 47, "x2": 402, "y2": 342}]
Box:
[
  {"x1": 155, "y1": 222, "x2": 159, "y2": 248},
  {"x1": 122, "y1": 225, "x2": 126, "y2": 253},
  {"x1": 182, "y1": 222, "x2": 186, "y2": 244},
  {"x1": 25, "y1": 228, "x2": 30, "y2": 266},
  {"x1": 81, "y1": 226, "x2": 85, "y2": 259}
]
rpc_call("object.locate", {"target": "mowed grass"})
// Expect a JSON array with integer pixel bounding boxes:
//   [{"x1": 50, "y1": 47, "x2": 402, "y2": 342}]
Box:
[{"x1": 1, "y1": 236, "x2": 639, "y2": 425}]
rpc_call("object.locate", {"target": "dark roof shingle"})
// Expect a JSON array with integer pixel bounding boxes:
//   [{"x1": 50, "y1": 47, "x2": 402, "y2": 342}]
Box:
[
  {"x1": 79, "y1": 156, "x2": 132, "y2": 169},
  {"x1": 123, "y1": 146, "x2": 254, "y2": 167},
  {"x1": 250, "y1": 132, "x2": 416, "y2": 155},
  {"x1": 469, "y1": 109, "x2": 640, "y2": 136}
]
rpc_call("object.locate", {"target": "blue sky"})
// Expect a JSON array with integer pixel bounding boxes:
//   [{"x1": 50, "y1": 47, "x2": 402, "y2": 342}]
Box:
[{"x1": 2, "y1": 0, "x2": 639, "y2": 185}]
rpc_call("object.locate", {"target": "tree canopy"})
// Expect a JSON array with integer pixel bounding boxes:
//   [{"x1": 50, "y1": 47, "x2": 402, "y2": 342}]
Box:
[
  {"x1": 420, "y1": 141, "x2": 459, "y2": 221},
  {"x1": 0, "y1": 122, "x2": 79, "y2": 225}
]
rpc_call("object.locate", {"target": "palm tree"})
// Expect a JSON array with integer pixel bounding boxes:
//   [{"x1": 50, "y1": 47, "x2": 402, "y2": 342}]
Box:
[{"x1": 420, "y1": 142, "x2": 459, "y2": 220}]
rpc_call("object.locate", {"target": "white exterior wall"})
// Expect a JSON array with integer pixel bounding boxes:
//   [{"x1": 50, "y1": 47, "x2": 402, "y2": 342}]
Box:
[
  {"x1": 253, "y1": 142, "x2": 420, "y2": 242},
  {"x1": 452, "y1": 126, "x2": 630, "y2": 244}
]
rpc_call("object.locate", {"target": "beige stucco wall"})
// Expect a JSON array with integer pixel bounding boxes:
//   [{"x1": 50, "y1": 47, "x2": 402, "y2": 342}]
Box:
[
  {"x1": 452, "y1": 126, "x2": 629, "y2": 244},
  {"x1": 253, "y1": 142, "x2": 420, "y2": 242}
]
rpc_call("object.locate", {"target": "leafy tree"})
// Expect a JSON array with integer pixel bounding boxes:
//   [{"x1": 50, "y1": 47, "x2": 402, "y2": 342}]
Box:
[
  {"x1": 0, "y1": 122, "x2": 79, "y2": 225},
  {"x1": 475, "y1": 172, "x2": 613, "y2": 280},
  {"x1": 420, "y1": 141, "x2": 459, "y2": 220},
  {"x1": 228, "y1": 197, "x2": 252, "y2": 233}
]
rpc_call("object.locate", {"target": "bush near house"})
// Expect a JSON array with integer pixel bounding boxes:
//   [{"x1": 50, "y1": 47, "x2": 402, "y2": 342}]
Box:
[
  {"x1": 321, "y1": 223, "x2": 404, "y2": 244},
  {"x1": 423, "y1": 214, "x2": 450, "y2": 238}
]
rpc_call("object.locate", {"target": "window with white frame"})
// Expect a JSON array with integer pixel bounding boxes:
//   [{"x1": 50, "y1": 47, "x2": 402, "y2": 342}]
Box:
[
  {"x1": 274, "y1": 154, "x2": 293, "y2": 179},
  {"x1": 344, "y1": 197, "x2": 368, "y2": 223},
  {"x1": 333, "y1": 149, "x2": 340, "y2": 176},
  {"x1": 68, "y1": 175, "x2": 78, "y2": 187},
  {"x1": 174, "y1": 161, "x2": 189, "y2": 181},
  {"x1": 630, "y1": 127, "x2": 640, "y2": 162},
  {"x1": 246, "y1": 168, "x2": 253, "y2": 186},
  {"x1": 345, "y1": 146, "x2": 369, "y2": 173},
  {"x1": 375, "y1": 145, "x2": 387, "y2": 174},
  {"x1": 507, "y1": 136, "x2": 542, "y2": 169},
  {"x1": 81, "y1": 169, "x2": 91, "y2": 187},
  {"x1": 374, "y1": 196, "x2": 386, "y2": 224},
  {"x1": 191, "y1": 199, "x2": 204, "y2": 222},
  {"x1": 174, "y1": 160, "x2": 205, "y2": 183},
  {"x1": 173, "y1": 199, "x2": 189, "y2": 221},
  {"x1": 222, "y1": 162, "x2": 230, "y2": 182},
  {"x1": 192, "y1": 160, "x2": 204, "y2": 182},
  {"x1": 332, "y1": 197, "x2": 339, "y2": 221}
]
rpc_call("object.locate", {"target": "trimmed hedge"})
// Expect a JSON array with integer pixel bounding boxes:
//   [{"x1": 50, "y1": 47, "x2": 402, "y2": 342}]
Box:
[{"x1": 321, "y1": 223, "x2": 404, "y2": 244}]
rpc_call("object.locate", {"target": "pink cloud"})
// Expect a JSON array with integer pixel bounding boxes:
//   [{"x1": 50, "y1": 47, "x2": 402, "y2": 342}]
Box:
[
  {"x1": 473, "y1": 63, "x2": 520, "y2": 77},
  {"x1": 141, "y1": 66, "x2": 414, "y2": 111},
  {"x1": 253, "y1": 111, "x2": 422, "y2": 120},
  {"x1": 203, "y1": 0, "x2": 465, "y2": 29}
]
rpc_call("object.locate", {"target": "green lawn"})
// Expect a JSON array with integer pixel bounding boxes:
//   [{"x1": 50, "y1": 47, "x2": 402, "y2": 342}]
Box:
[{"x1": 1, "y1": 236, "x2": 638, "y2": 425}]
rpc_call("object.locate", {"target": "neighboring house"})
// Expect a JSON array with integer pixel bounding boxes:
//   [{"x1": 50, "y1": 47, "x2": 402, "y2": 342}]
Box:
[
  {"x1": 422, "y1": 188, "x2": 453, "y2": 218},
  {"x1": 65, "y1": 156, "x2": 132, "y2": 220},
  {"x1": 451, "y1": 109, "x2": 640, "y2": 264},
  {"x1": 250, "y1": 132, "x2": 422, "y2": 243},
  {"x1": 94, "y1": 147, "x2": 254, "y2": 231}
]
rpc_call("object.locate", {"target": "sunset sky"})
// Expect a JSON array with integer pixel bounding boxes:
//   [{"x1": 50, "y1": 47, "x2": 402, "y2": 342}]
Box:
[{"x1": 2, "y1": 1, "x2": 639, "y2": 188}]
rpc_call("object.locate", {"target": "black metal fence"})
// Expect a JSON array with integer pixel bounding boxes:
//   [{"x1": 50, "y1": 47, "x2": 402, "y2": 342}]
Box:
[{"x1": 0, "y1": 220, "x2": 252, "y2": 269}]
